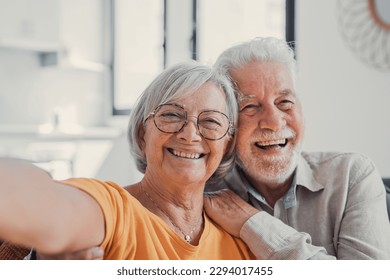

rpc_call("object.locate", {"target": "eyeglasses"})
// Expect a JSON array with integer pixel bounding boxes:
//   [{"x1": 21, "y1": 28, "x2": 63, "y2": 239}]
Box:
[{"x1": 145, "y1": 103, "x2": 234, "y2": 140}]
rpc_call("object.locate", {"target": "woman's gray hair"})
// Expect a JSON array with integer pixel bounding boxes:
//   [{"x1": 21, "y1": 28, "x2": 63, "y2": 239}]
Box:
[
  {"x1": 128, "y1": 60, "x2": 238, "y2": 184},
  {"x1": 214, "y1": 37, "x2": 297, "y2": 87}
]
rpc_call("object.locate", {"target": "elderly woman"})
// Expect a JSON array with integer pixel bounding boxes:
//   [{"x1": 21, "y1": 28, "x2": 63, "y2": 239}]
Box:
[{"x1": 0, "y1": 61, "x2": 256, "y2": 259}]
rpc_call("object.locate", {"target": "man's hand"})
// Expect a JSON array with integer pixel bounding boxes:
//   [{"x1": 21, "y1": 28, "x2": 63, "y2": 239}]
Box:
[
  {"x1": 37, "y1": 247, "x2": 104, "y2": 260},
  {"x1": 204, "y1": 189, "x2": 259, "y2": 237}
]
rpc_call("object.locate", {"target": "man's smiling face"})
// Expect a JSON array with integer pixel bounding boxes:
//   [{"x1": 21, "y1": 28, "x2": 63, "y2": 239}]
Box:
[{"x1": 231, "y1": 60, "x2": 304, "y2": 185}]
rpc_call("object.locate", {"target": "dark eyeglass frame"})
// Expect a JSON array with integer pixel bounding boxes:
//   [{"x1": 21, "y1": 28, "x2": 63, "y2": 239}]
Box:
[{"x1": 144, "y1": 103, "x2": 235, "y2": 141}]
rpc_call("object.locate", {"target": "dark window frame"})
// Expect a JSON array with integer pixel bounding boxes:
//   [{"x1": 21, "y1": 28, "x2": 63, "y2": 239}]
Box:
[{"x1": 286, "y1": 0, "x2": 296, "y2": 52}]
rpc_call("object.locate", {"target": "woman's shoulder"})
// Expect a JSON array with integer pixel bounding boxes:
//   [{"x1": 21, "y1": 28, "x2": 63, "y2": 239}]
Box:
[
  {"x1": 59, "y1": 178, "x2": 141, "y2": 207},
  {"x1": 61, "y1": 177, "x2": 124, "y2": 191}
]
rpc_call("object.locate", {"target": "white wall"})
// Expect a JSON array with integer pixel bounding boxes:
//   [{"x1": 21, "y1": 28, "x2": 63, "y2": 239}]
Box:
[
  {"x1": 95, "y1": 133, "x2": 143, "y2": 186},
  {"x1": 0, "y1": 0, "x2": 107, "y2": 127},
  {"x1": 296, "y1": 0, "x2": 390, "y2": 177}
]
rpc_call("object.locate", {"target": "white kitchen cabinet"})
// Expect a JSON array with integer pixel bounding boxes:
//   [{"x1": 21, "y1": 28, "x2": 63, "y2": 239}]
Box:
[{"x1": 0, "y1": 0, "x2": 108, "y2": 72}]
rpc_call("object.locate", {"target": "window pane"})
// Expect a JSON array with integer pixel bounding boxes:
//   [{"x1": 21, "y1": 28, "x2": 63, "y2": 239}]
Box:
[
  {"x1": 114, "y1": 0, "x2": 164, "y2": 111},
  {"x1": 197, "y1": 0, "x2": 285, "y2": 64}
]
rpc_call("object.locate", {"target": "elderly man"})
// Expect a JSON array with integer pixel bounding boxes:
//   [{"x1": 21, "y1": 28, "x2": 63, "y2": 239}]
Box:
[{"x1": 204, "y1": 37, "x2": 390, "y2": 259}]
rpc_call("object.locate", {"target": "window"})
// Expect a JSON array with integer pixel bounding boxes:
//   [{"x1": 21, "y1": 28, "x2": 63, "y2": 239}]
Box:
[
  {"x1": 197, "y1": 0, "x2": 287, "y2": 64},
  {"x1": 111, "y1": 0, "x2": 294, "y2": 115},
  {"x1": 112, "y1": 0, "x2": 165, "y2": 115}
]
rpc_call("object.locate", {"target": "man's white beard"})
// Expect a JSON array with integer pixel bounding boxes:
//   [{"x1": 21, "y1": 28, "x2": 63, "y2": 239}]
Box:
[{"x1": 237, "y1": 147, "x2": 301, "y2": 186}]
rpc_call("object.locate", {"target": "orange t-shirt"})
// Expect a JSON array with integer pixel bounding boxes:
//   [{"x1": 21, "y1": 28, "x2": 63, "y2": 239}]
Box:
[{"x1": 62, "y1": 178, "x2": 255, "y2": 260}]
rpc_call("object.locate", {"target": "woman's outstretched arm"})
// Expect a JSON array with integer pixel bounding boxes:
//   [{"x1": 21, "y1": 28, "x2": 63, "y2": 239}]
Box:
[{"x1": 0, "y1": 158, "x2": 105, "y2": 254}]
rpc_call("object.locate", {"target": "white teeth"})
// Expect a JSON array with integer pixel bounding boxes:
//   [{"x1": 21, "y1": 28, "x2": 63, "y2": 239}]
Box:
[
  {"x1": 172, "y1": 149, "x2": 201, "y2": 159},
  {"x1": 257, "y1": 139, "x2": 286, "y2": 146}
]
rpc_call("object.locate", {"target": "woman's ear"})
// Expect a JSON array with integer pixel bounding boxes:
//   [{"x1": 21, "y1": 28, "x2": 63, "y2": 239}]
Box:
[{"x1": 138, "y1": 124, "x2": 146, "y2": 156}]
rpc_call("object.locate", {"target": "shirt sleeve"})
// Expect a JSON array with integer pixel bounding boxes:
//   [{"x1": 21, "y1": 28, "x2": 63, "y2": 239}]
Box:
[
  {"x1": 60, "y1": 178, "x2": 130, "y2": 254},
  {"x1": 240, "y1": 212, "x2": 334, "y2": 260},
  {"x1": 334, "y1": 157, "x2": 390, "y2": 259},
  {"x1": 240, "y1": 155, "x2": 390, "y2": 260}
]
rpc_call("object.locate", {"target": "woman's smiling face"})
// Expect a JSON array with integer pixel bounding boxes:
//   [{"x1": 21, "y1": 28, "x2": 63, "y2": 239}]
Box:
[{"x1": 141, "y1": 82, "x2": 232, "y2": 186}]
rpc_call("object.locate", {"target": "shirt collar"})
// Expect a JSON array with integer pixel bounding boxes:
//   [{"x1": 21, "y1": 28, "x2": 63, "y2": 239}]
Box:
[
  {"x1": 282, "y1": 172, "x2": 297, "y2": 209},
  {"x1": 227, "y1": 154, "x2": 324, "y2": 210},
  {"x1": 295, "y1": 153, "x2": 324, "y2": 192},
  {"x1": 224, "y1": 166, "x2": 251, "y2": 201}
]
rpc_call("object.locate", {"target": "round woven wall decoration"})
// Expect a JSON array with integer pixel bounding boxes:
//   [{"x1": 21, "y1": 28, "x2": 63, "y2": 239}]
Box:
[{"x1": 337, "y1": 0, "x2": 390, "y2": 71}]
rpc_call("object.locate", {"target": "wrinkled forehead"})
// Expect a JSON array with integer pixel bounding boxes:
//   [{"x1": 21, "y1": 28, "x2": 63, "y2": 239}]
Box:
[
  {"x1": 230, "y1": 61, "x2": 297, "y2": 94},
  {"x1": 236, "y1": 92, "x2": 256, "y2": 103}
]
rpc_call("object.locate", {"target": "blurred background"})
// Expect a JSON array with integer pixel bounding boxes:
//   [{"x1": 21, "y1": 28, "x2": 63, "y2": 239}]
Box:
[{"x1": 0, "y1": 0, "x2": 389, "y2": 185}]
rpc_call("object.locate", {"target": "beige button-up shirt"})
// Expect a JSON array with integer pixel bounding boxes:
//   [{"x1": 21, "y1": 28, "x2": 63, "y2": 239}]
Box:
[{"x1": 212, "y1": 152, "x2": 390, "y2": 259}]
